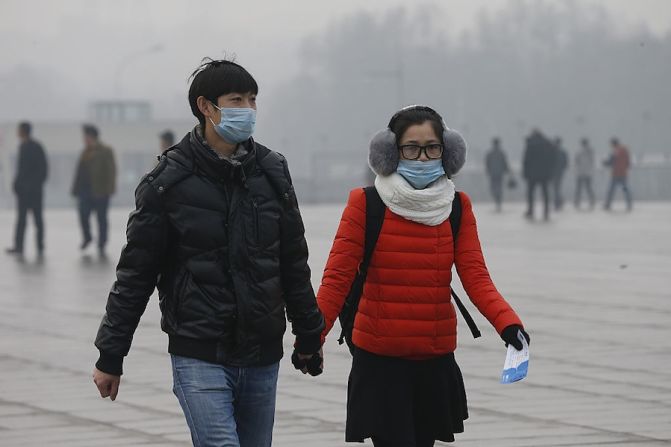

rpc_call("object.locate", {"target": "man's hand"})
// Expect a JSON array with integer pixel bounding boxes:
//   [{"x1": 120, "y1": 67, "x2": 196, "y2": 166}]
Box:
[
  {"x1": 292, "y1": 348, "x2": 324, "y2": 376},
  {"x1": 92, "y1": 368, "x2": 121, "y2": 401}
]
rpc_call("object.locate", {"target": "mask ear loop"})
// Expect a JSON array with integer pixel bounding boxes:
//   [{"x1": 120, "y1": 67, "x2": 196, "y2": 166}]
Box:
[{"x1": 207, "y1": 100, "x2": 222, "y2": 128}]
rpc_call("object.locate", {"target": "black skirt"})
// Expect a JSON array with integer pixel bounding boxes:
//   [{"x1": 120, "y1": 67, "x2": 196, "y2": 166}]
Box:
[{"x1": 346, "y1": 348, "x2": 468, "y2": 444}]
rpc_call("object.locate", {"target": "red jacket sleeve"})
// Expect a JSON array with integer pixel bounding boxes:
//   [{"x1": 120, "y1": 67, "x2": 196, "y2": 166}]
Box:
[
  {"x1": 316, "y1": 189, "x2": 366, "y2": 342},
  {"x1": 454, "y1": 193, "x2": 523, "y2": 334}
]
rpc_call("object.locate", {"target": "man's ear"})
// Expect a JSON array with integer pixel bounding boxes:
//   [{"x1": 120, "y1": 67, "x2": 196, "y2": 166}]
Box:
[{"x1": 197, "y1": 96, "x2": 214, "y2": 120}]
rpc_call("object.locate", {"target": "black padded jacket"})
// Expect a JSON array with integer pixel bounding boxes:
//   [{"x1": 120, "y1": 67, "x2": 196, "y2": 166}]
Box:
[{"x1": 94, "y1": 129, "x2": 324, "y2": 375}]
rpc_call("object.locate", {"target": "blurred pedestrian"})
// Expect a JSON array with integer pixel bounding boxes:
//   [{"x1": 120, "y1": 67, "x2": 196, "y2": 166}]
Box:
[
  {"x1": 6, "y1": 121, "x2": 48, "y2": 258},
  {"x1": 316, "y1": 105, "x2": 529, "y2": 446},
  {"x1": 574, "y1": 138, "x2": 595, "y2": 210},
  {"x1": 551, "y1": 137, "x2": 568, "y2": 211},
  {"x1": 522, "y1": 129, "x2": 555, "y2": 221},
  {"x1": 604, "y1": 137, "x2": 633, "y2": 211},
  {"x1": 485, "y1": 137, "x2": 510, "y2": 212},
  {"x1": 91, "y1": 59, "x2": 324, "y2": 447},
  {"x1": 71, "y1": 124, "x2": 116, "y2": 257},
  {"x1": 159, "y1": 129, "x2": 174, "y2": 152}
]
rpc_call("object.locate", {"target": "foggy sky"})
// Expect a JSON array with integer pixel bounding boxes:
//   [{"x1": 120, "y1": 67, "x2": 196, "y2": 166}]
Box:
[{"x1": 1, "y1": 0, "x2": 670, "y2": 123}]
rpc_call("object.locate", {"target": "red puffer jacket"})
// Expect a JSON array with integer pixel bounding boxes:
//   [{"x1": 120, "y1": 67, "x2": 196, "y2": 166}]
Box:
[{"x1": 317, "y1": 188, "x2": 523, "y2": 359}]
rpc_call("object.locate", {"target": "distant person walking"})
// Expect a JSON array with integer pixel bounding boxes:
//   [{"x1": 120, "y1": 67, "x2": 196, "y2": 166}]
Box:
[
  {"x1": 522, "y1": 129, "x2": 555, "y2": 221},
  {"x1": 604, "y1": 138, "x2": 632, "y2": 211},
  {"x1": 159, "y1": 130, "x2": 175, "y2": 153},
  {"x1": 551, "y1": 137, "x2": 568, "y2": 211},
  {"x1": 485, "y1": 137, "x2": 510, "y2": 212},
  {"x1": 574, "y1": 138, "x2": 595, "y2": 209},
  {"x1": 71, "y1": 124, "x2": 116, "y2": 257},
  {"x1": 6, "y1": 121, "x2": 48, "y2": 258}
]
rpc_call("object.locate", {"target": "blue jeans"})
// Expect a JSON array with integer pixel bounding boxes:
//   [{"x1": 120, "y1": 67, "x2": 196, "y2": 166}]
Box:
[
  {"x1": 604, "y1": 176, "x2": 632, "y2": 210},
  {"x1": 171, "y1": 355, "x2": 280, "y2": 447}
]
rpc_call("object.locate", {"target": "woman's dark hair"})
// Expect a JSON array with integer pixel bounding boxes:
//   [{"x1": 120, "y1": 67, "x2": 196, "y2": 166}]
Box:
[
  {"x1": 388, "y1": 106, "x2": 445, "y2": 144},
  {"x1": 188, "y1": 58, "x2": 258, "y2": 128}
]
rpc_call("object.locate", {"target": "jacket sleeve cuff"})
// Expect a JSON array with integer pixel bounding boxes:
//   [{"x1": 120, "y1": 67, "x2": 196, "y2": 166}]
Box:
[
  {"x1": 95, "y1": 351, "x2": 124, "y2": 376},
  {"x1": 294, "y1": 334, "x2": 322, "y2": 355}
]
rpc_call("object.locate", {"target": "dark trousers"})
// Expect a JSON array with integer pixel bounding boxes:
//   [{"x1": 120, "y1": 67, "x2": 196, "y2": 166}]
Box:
[
  {"x1": 605, "y1": 177, "x2": 632, "y2": 211},
  {"x1": 552, "y1": 175, "x2": 565, "y2": 210},
  {"x1": 13, "y1": 193, "x2": 44, "y2": 253},
  {"x1": 526, "y1": 180, "x2": 550, "y2": 220},
  {"x1": 78, "y1": 195, "x2": 110, "y2": 249},
  {"x1": 489, "y1": 177, "x2": 504, "y2": 211},
  {"x1": 575, "y1": 176, "x2": 595, "y2": 209}
]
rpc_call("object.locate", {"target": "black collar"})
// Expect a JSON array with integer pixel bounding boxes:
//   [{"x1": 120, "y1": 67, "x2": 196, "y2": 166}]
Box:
[{"x1": 182, "y1": 128, "x2": 258, "y2": 185}]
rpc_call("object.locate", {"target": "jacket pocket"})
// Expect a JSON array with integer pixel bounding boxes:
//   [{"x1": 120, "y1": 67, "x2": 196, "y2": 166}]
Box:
[
  {"x1": 246, "y1": 199, "x2": 280, "y2": 251},
  {"x1": 252, "y1": 200, "x2": 260, "y2": 242}
]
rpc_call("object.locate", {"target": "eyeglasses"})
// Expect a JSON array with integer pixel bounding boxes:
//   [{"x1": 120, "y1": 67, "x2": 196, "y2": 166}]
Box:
[{"x1": 399, "y1": 143, "x2": 444, "y2": 160}]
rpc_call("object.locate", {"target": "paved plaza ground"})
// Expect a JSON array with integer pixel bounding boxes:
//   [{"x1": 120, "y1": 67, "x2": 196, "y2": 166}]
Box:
[{"x1": 0, "y1": 198, "x2": 669, "y2": 446}]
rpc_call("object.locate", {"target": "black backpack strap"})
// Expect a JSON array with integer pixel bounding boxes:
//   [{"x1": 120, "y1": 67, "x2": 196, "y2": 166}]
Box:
[
  {"x1": 449, "y1": 192, "x2": 482, "y2": 339},
  {"x1": 337, "y1": 186, "x2": 385, "y2": 351},
  {"x1": 361, "y1": 186, "x2": 385, "y2": 271},
  {"x1": 449, "y1": 191, "x2": 462, "y2": 240}
]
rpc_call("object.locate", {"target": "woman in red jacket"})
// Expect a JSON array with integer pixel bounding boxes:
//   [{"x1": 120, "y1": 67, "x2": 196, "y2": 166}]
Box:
[{"x1": 316, "y1": 106, "x2": 529, "y2": 446}]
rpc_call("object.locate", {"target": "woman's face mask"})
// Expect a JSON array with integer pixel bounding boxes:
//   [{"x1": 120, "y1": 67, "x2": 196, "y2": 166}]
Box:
[{"x1": 397, "y1": 159, "x2": 446, "y2": 189}]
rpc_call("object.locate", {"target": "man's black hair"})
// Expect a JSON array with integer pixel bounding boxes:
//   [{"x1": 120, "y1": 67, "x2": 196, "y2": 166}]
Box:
[
  {"x1": 160, "y1": 130, "x2": 175, "y2": 146},
  {"x1": 18, "y1": 121, "x2": 32, "y2": 136},
  {"x1": 83, "y1": 124, "x2": 99, "y2": 139},
  {"x1": 188, "y1": 58, "x2": 259, "y2": 128}
]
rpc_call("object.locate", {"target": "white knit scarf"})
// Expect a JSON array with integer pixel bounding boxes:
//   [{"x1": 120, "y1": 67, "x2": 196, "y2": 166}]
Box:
[{"x1": 374, "y1": 173, "x2": 455, "y2": 226}]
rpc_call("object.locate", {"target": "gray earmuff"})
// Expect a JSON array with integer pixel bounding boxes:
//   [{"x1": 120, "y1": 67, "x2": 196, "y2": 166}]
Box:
[
  {"x1": 368, "y1": 116, "x2": 467, "y2": 177},
  {"x1": 368, "y1": 129, "x2": 399, "y2": 177}
]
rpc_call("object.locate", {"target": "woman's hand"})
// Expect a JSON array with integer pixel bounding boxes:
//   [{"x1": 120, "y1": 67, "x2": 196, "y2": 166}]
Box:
[
  {"x1": 291, "y1": 348, "x2": 324, "y2": 376},
  {"x1": 501, "y1": 325, "x2": 530, "y2": 351}
]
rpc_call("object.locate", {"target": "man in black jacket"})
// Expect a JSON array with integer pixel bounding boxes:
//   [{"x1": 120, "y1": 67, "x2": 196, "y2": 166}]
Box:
[
  {"x1": 92, "y1": 59, "x2": 325, "y2": 447},
  {"x1": 523, "y1": 129, "x2": 556, "y2": 221},
  {"x1": 485, "y1": 137, "x2": 510, "y2": 212},
  {"x1": 6, "y1": 121, "x2": 48, "y2": 258}
]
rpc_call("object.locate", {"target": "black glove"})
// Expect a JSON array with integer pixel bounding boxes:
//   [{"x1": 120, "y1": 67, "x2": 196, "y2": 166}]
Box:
[
  {"x1": 501, "y1": 325, "x2": 530, "y2": 351},
  {"x1": 291, "y1": 350, "x2": 323, "y2": 377}
]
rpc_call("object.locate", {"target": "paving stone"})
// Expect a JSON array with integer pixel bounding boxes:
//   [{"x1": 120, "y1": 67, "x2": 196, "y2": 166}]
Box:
[{"x1": 0, "y1": 203, "x2": 669, "y2": 445}]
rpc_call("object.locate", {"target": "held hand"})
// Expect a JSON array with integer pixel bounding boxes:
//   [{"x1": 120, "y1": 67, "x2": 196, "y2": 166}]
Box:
[
  {"x1": 291, "y1": 348, "x2": 324, "y2": 376},
  {"x1": 92, "y1": 367, "x2": 121, "y2": 401},
  {"x1": 501, "y1": 325, "x2": 530, "y2": 351}
]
